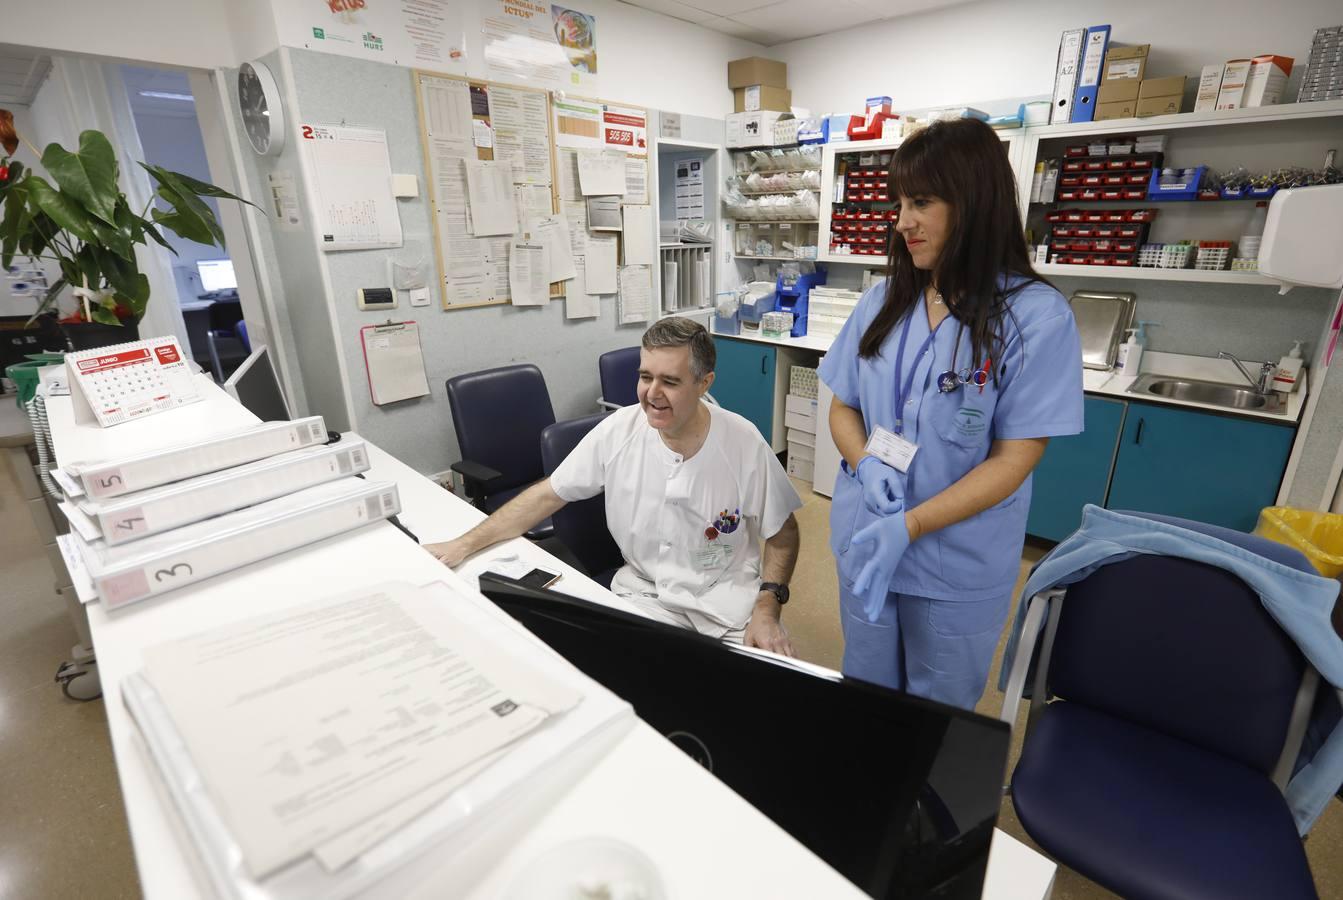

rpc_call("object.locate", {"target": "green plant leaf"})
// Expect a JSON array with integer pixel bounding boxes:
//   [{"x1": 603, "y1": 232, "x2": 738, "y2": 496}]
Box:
[
  {"x1": 72, "y1": 243, "x2": 102, "y2": 291},
  {"x1": 89, "y1": 216, "x2": 135, "y2": 261},
  {"x1": 1, "y1": 185, "x2": 28, "y2": 268},
  {"x1": 151, "y1": 201, "x2": 216, "y2": 246},
  {"x1": 140, "y1": 219, "x2": 177, "y2": 255},
  {"x1": 150, "y1": 165, "x2": 259, "y2": 210},
  {"x1": 89, "y1": 305, "x2": 123, "y2": 326},
  {"x1": 21, "y1": 212, "x2": 57, "y2": 260},
  {"x1": 26, "y1": 177, "x2": 95, "y2": 244},
  {"x1": 0, "y1": 160, "x2": 24, "y2": 194},
  {"x1": 41, "y1": 131, "x2": 119, "y2": 226},
  {"x1": 93, "y1": 245, "x2": 149, "y2": 307},
  {"x1": 141, "y1": 164, "x2": 226, "y2": 246}
]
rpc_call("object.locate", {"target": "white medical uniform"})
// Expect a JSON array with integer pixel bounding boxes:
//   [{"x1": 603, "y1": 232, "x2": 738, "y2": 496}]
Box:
[{"x1": 549, "y1": 402, "x2": 802, "y2": 638}]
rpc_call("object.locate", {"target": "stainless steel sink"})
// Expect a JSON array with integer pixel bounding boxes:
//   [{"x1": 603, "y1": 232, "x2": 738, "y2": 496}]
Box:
[{"x1": 1127, "y1": 374, "x2": 1285, "y2": 414}]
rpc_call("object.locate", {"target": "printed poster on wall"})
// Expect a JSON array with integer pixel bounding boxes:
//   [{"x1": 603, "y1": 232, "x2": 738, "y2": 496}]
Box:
[
  {"x1": 553, "y1": 98, "x2": 646, "y2": 153},
  {"x1": 275, "y1": 0, "x2": 466, "y2": 69},
  {"x1": 482, "y1": 1, "x2": 597, "y2": 89}
]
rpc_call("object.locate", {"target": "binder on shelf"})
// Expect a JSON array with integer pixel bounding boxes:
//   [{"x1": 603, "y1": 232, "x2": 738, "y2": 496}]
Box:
[
  {"x1": 68, "y1": 441, "x2": 372, "y2": 546},
  {"x1": 65, "y1": 417, "x2": 328, "y2": 500},
  {"x1": 1071, "y1": 25, "x2": 1112, "y2": 122},
  {"x1": 66, "y1": 478, "x2": 401, "y2": 610},
  {"x1": 1050, "y1": 27, "x2": 1087, "y2": 124}
]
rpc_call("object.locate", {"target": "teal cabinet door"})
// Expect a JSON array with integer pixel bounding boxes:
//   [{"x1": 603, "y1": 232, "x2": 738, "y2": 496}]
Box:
[
  {"x1": 1027, "y1": 396, "x2": 1126, "y2": 542},
  {"x1": 1106, "y1": 403, "x2": 1295, "y2": 531},
  {"x1": 712, "y1": 339, "x2": 775, "y2": 441}
]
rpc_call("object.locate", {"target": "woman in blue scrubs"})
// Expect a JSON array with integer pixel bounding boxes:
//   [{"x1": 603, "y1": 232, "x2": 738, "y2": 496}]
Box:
[{"x1": 818, "y1": 118, "x2": 1084, "y2": 710}]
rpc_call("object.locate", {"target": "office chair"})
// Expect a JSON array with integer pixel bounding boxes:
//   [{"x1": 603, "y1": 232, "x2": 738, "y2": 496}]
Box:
[
  {"x1": 539, "y1": 413, "x2": 623, "y2": 589},
  {"x1": 1001, "y1": 512, "x2": 1329, "y2": 900},
  {"x1": 445, "y1": 364, "x2": 555, "y2": 541},
  {"x1": 205, "y1": 300, "x2": 245, "y2": 382},
  {"x1": 235, "y1": 320, "x2": 252, "y2": 354},
  {"x1": 597, "y1": 346, "x2": 640, "y2": 411}
]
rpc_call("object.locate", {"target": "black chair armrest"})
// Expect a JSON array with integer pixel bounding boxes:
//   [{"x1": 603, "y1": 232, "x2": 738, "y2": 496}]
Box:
[{"x1": 450, "y1": 459, "x2": 504, "y2": 498}]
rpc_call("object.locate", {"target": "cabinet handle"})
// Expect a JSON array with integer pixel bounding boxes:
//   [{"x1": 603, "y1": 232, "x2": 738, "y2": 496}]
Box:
[
  {"x1": 761, "y1": 355, "x2": 767, "y2": 375},
  {"x1": 1134, "y1": 418, "x2": 1146, "y2": 445}
]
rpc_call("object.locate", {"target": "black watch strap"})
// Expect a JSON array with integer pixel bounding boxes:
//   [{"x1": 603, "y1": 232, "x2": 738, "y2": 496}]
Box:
[{"x1": 760, "y1": 582, "x2": 790, "y2": 605}]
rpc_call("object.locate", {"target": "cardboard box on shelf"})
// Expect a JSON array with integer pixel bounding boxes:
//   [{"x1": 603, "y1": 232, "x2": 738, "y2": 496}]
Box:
[
  {"x1": 1102, "y1": 44, "x2": 1149, "y2": 83},
  {"x1": 734, "y1": 84, "x2": 792, "y2": 113},
  {"x1": 1194, "y1": 64, "x2": 1224, "y2": 111},
  {"x1": 1135, "y1": 94, "x2": 1183, "y2": 117},
  {"x1": 728, "y1": 56, "x2": 787, "y2": 89},
  {"x1": 1139, "y1": 75, "x2": 1186, "y2": 99},
  {"x1": 1216, "y1": 59, "x2": 1252, "y2": 109},
  {"x1": 726, "y1": 110, "x2": 791, "y2": 148},
  {"x1": 1097, "y1": 79, "x2": 1141, "y2": 104},
  {"x1": 1096, "y1": 99, "x2": 1137, "y2": 121},
  {"x1": 1244, "y1": 54, "x2": 1294, "y2": 106}
]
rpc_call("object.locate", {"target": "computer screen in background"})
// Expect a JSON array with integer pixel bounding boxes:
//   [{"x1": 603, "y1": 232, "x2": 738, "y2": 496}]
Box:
[
  {"x1": 197, "y1": 259, "x2": 237, "y2": 293},
  {"x1": 223, "y1": 346, "x2": 291, "y2": 421}
]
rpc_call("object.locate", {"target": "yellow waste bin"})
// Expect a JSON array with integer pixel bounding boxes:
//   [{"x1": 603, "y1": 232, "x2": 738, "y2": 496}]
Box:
[{"x1": 1255, "y1": 507, "x2": 1343, "y2": 579}]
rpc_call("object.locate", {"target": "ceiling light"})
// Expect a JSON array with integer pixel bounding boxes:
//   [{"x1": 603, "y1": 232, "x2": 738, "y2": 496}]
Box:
[{"x1": 138, "y1": 91, "x2": 194, "y2": 102}]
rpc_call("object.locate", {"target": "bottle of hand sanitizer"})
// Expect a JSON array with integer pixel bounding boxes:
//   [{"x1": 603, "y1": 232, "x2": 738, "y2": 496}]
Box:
[
  {"x1": 1273, "y1": 340, "x2": 1305, "y2": 393},
  {"x1": 1118, "y1": 321, "x2": 1149, "y2": 376}
]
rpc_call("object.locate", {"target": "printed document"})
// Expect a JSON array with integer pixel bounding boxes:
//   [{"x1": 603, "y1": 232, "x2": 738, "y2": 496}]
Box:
[
  {"x1": 577, "y1": 149, "x2": 627, "y2": 196},
  {"x1": 465, "y1": 160, "x2": 518, "y2": 236}
]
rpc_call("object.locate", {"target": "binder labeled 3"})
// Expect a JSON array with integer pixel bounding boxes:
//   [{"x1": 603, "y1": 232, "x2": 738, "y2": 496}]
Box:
[{"x1": 360, "y1": 321, "x2": 430, "y2": 405}]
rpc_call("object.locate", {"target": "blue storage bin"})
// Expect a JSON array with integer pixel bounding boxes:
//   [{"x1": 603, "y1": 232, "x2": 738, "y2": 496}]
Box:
[{"x1": 1146, "y1": 165, "x2": 1206, "y2": 202}]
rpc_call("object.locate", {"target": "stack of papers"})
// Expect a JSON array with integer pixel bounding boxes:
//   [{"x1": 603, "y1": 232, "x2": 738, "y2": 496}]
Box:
[{"x1": 123, "y1": 580, "x2": 635, "y2": 898}]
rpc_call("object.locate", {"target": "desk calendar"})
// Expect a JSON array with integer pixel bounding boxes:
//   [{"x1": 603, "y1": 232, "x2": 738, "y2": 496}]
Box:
[{"x1": 67, "y1": 337, "x2": 202, "y2": 427}]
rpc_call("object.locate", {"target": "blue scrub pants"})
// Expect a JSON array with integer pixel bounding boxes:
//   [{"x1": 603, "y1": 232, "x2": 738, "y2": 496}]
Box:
[{"x1": 839, "y1": 586, "x2": 1013, "y2": 711}]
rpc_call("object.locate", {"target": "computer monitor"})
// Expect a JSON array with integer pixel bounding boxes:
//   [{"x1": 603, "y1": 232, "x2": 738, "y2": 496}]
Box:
[
  {"x1": 477, "y1": 573, "x2": 1010, "y2": 899},
  {"x1": 223, "y1": 345, "x2": 291, "y2": 421},
  {"x1": 197, "y1": 258, "x2": 237, "y2": 293}
]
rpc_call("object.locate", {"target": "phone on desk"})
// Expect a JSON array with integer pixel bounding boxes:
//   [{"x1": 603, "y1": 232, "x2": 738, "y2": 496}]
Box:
[{"x1": 516, "y1": 567, "x2": 561, "y2": 590}]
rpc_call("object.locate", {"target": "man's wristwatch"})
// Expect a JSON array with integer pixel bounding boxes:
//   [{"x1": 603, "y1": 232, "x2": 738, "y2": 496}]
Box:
[{"x1": 759, "y1": 582, "x2": 790, "y2": 605}]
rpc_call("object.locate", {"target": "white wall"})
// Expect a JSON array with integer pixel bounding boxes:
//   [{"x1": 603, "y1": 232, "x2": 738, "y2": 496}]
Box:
[
  {"x1": 6, "y1": 0, "x2": 237, "y2": 69},
  {"x1": 775, "y1": 0, "x2": 1342, "y2": 115}
]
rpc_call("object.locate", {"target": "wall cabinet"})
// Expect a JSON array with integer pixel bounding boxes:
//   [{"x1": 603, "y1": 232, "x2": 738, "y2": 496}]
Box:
[
  {"x1": 712, "y1": 339, "x2": 776, "y2": 442},
  {"x1": 1028, "y1": 398, "x2": 1295, "y2": 539}
]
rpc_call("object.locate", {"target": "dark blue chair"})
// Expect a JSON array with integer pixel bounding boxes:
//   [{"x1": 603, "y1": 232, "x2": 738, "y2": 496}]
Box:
[
  {"x1": 236, "y1": 320, "x2": 252, "y2": 354},
  {"x1": 206, "y1": 300, "x2": 245, "y2": 382},
  {"x1": 597, "y1": 346, "x2": 640, "y2": 411},
  {"x1": 540, "y1": 413, "x2": 622, "y2": 589},
  {"x1": 1002, "y1": 513, "x2": 1323, "y2": 900},
  {"x1": 446, "y1": 364, "x2": 555, "y2": 540}
]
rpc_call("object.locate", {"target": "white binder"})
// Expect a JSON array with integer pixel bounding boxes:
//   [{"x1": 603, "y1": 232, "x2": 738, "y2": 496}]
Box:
[
  {"x1": 67, "y1": 478, "x2": 400, "y2": 609},
  {"x1": 66, "y1": 416, "x2": 327, "y2": 500},
  {"x1": 1050, "y1": 28, "x2": 1086, "y2": 124},
  {"x1": 69, "y1": 440, "x2": 371, "y2": 545}
]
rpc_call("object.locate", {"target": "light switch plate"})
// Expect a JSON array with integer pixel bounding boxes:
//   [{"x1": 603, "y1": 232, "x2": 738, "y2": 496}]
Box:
[{"x1": 409, "y1": 287, "x2": 430, "y2": 307}]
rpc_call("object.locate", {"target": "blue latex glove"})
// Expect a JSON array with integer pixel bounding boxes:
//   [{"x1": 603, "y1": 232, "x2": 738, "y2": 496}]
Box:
[
  {"x1": 857, "y1": 456, "x2": 904, "y2": 516},
  {"x1": 849, "y1": 511, "x2": 911, "y2": 622}
]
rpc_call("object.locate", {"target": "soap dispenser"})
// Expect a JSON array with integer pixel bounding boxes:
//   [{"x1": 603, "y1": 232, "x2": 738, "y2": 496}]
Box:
[
  {"x1": 1118, "y1": 321, "x2": 1151, "y2": 376},
  {"x1": 1273, "y1": 340, "x2": 1305, "y2": 393}
]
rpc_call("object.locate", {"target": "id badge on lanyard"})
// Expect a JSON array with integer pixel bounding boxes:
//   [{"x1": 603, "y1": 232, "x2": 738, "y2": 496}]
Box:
[{"x1": 865, "y1": 426, "x2": 917, "y2": 473}]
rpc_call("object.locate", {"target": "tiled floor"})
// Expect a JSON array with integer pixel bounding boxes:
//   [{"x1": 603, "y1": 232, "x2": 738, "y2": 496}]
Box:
[{"x1": 0, "y1": 456, "x2": 1337, "y2": 898}]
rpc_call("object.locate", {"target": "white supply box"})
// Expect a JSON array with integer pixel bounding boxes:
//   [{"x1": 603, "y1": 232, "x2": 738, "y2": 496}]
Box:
[
  {"x1": 727, "y1": 111, "x2": 791, "y2": 148},
  {"x1": 786, "y1": 453, "x2": 815, "y2": 481},
  {"x1": 785, "y1": 393, "x2": 818, "y2": 433},
  {"x1": 63, "y1": 478, "x2": 400, "y2": 610},
  {"x1": 65, "y1": 417, "x2": 328, "y2": 500},
  {"x1": 67, "y1": 441, "x2": 371, "y2": 546},
  {"x1": 1194, "y1": 64, "x2": 1224, "y2": 111},
  {"x1": 787, "y1": 427, "x2": 817, "y2": 448}
]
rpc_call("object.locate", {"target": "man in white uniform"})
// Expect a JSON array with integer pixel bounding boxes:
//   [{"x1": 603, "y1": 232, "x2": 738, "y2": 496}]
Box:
[{"x1": 426, "y1": 317, "x2": 803, "y2": 655}]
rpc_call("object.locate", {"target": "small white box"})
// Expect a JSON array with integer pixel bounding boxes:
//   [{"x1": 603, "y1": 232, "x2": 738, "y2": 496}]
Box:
[
  {"x1": 788, "y1": 441, "x2": 816, "y2": 463},
  {"x1": 786, "y1": 427, "x2": 816, "y2": 448},
  {"x1": 784, "y1": 409, "x2": 818, "y2": 433},
  {"x1": 1243, "y1": 55, "x2": 1293, "y2": 107},
  {"x1": 726, "y1": 111, "x2": 789, "y2": 148},
  {"x1": 785, "y1": 394, "x2": 818, "y2": 417},
  {"x1": 1216, "y1": 59, "x2": 1252, "y2": 109},
  {"x1": 1194, "y1": 64, "x2": 1223, "y2": 112},
  {"x1": 786, "y1": 455, "x2": 815, "y2": 481}
]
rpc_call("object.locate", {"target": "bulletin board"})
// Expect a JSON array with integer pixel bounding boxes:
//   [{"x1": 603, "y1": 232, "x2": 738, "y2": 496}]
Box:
[
  {"x1": 414, "y1": 71, "x2": 563, "y2": 310},
  {"x1": 550, "y1": 93, "x2": 654, "y2": 323}
]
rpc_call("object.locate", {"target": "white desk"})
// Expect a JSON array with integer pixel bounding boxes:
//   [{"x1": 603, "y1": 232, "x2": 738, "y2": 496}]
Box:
[{"x1": 46, "y1": 376, "x2": 1053, "y2": 899}]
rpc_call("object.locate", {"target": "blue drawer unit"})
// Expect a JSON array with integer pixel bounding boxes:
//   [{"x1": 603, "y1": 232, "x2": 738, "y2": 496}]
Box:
[
  {"x1": 1106, "y1": 403, "x2": 1295, "y2": 532},
  {"x1": 712, "y1": 338, "x2": 775, "y2": 442},
  {"x1": 1027, "y1": 396, "x2": 1127, "y2": 542}
]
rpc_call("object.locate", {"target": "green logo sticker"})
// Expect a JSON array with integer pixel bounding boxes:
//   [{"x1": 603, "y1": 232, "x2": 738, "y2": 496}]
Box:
[
  {"x1": 954, "y1": 407, "x2": 987, "y2": 437},
  {"x1": 312, "y1": 27, "x2": 325, "y2": 39}
]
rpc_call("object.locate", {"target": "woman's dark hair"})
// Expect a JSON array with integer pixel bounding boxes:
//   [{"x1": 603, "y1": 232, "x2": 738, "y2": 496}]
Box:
[{"x1": 859, "y1": 118, "x2": 1046, "y2": 371}]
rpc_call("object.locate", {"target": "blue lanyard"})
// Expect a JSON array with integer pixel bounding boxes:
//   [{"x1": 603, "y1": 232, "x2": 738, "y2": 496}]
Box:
[{"x1": 891, "y1": 314, "x2": 945, "y2": 435}]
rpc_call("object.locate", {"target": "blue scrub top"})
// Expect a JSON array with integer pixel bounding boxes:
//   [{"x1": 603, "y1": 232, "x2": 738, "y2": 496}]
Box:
[{"x1": 819, "y1": 276, "x2": 1084, "y2": 602}]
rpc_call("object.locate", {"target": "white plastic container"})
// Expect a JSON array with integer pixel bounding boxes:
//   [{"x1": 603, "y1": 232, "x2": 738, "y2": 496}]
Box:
[
  {"x1": 1260, "y1": 184, "x2": 1343, "y2": 291},
  {"x1": 1273, "y1": 340, "x2": 1305, "y2": 394}
]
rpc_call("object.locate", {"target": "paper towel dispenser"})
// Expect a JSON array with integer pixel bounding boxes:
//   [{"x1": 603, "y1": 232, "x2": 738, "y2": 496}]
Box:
[{"x1": 1259, "y1": 184, "x2": 1343, "y2": 293}]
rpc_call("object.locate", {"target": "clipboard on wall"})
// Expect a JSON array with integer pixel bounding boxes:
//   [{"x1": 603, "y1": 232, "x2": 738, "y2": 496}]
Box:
[{"x1": 359, "y1": 322, "x2": 431, "y2": 406}]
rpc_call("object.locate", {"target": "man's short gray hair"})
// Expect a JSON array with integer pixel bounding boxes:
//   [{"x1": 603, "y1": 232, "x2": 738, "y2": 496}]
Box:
[{"x1": 641, "y1": 317, "x2": 716, "y2": 381}]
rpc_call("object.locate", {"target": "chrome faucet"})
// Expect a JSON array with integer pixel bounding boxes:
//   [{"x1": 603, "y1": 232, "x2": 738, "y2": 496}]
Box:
[{"x1": 1218, "y1": 351, "x2": 1277, "y2": 394}]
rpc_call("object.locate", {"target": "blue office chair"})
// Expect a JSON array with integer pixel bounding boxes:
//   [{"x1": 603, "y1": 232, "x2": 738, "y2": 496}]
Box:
[
  {"x1": 446, "y1": 364, "x2": 555, "y2": 540},
  {"x1": 539, "y1": 413, "x2": 623, "y2": 589},
  {"x1": 597, "y1": 346, "x2": 640, "y2": 411},
  {"x1": 206, "y1": 300, "x2": 245, "y2": 382},
  {"x1": 235, "y1": 320, "x2": 252, "y2": 354},
  {"x1": 1002, "y1": 513, "x2": 1326, "y2": 900}
]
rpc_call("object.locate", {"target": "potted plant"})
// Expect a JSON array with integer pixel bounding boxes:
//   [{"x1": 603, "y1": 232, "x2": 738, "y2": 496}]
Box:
[{"x1": 0, "y1": 107, "x2": 255, "y2": 350}]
